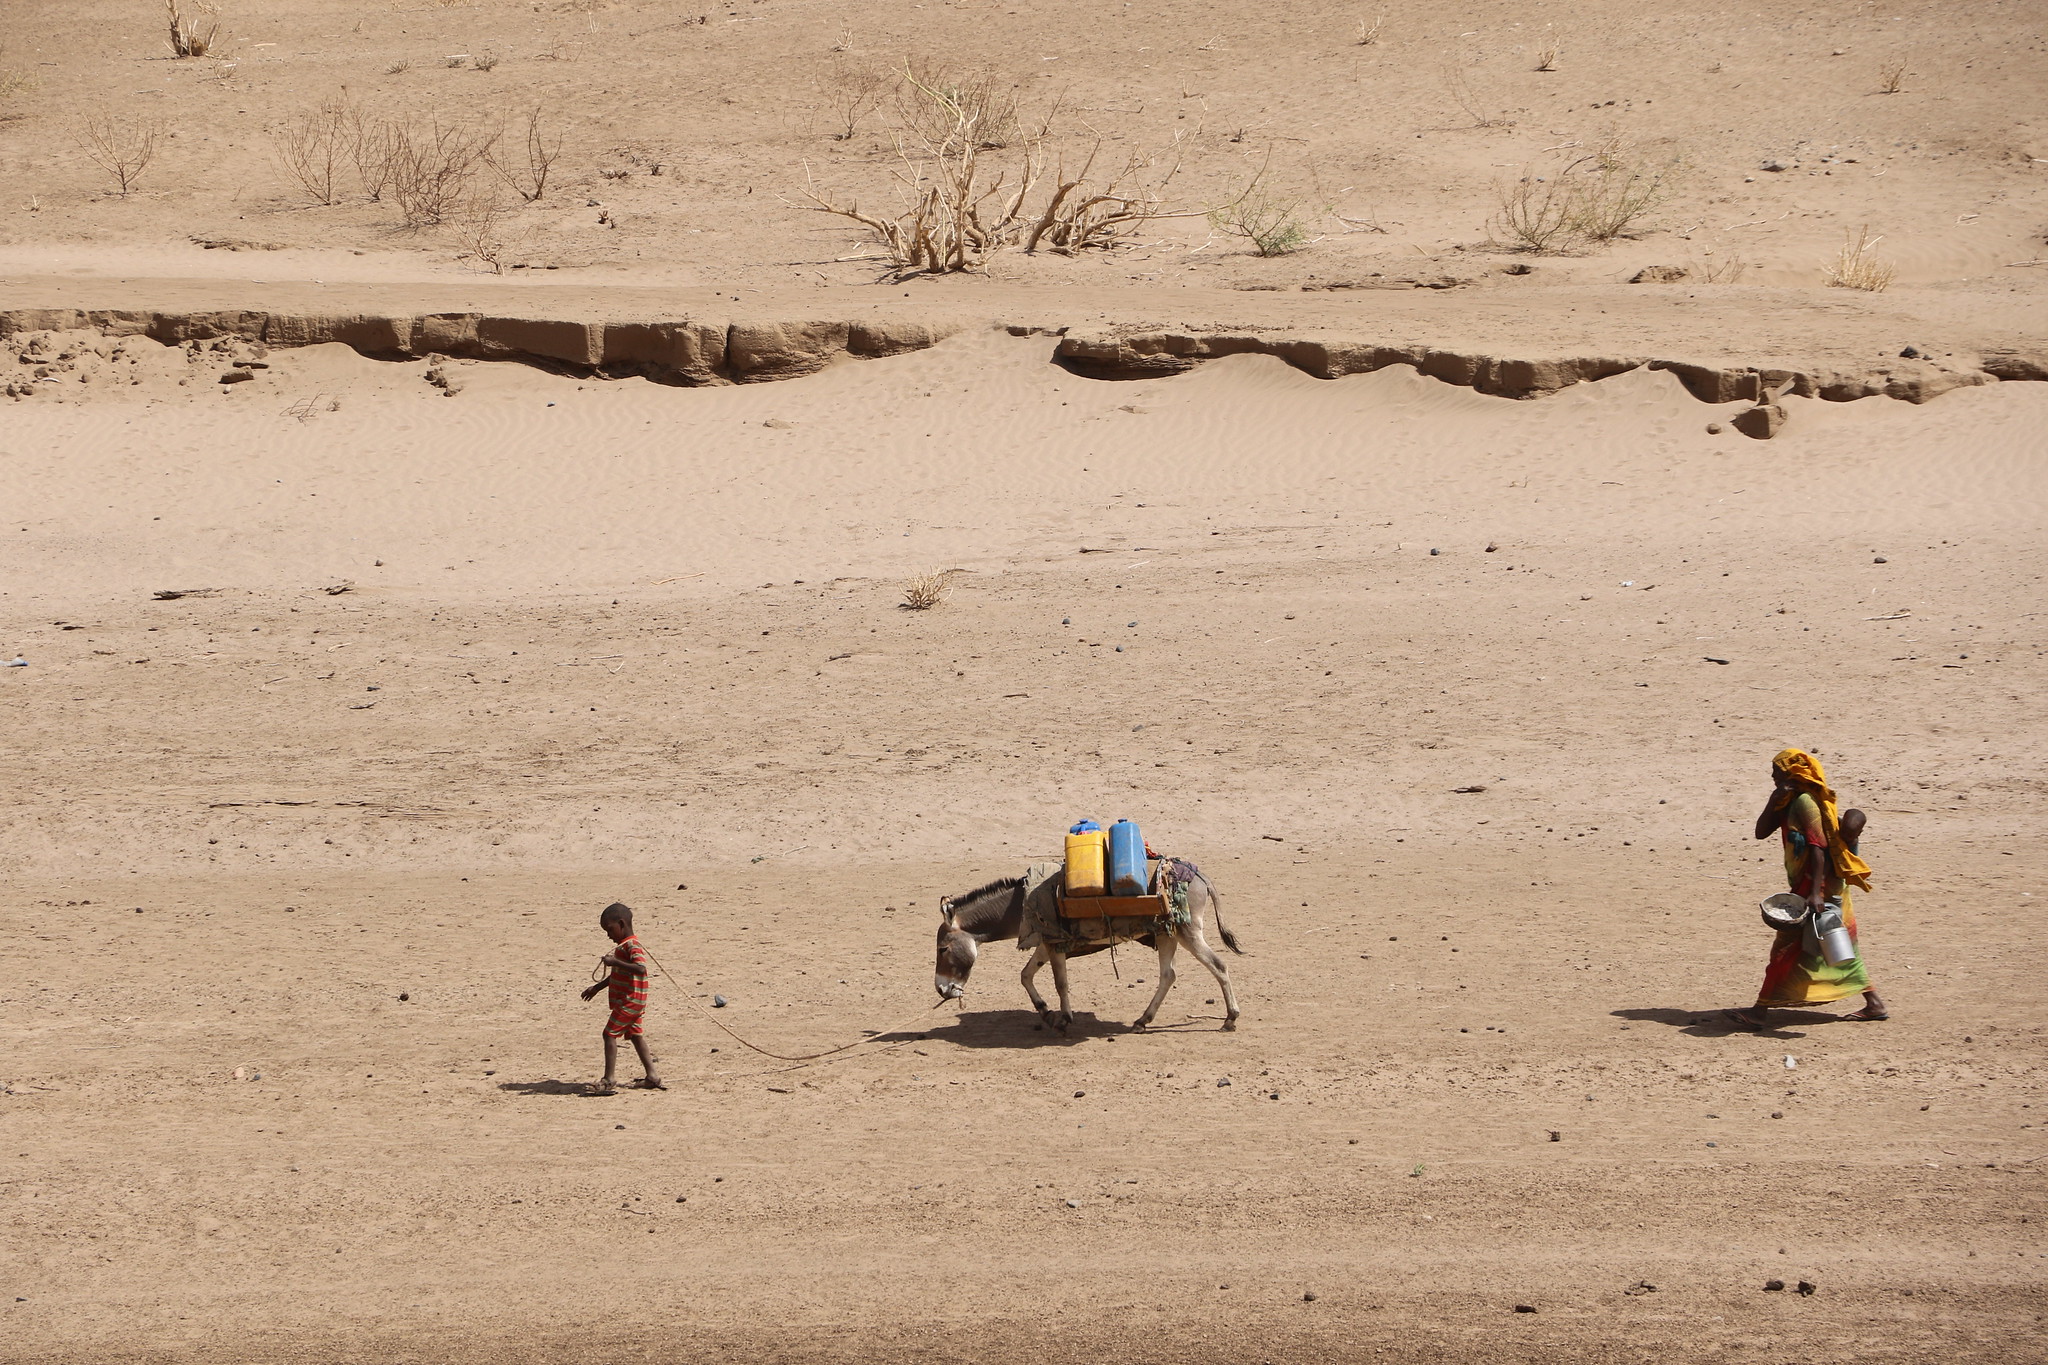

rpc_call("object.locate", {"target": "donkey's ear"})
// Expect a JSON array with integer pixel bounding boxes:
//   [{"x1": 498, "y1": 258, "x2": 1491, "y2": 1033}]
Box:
[{"x1": 939, "y1": 898, "x2": 955, "y2": 923}]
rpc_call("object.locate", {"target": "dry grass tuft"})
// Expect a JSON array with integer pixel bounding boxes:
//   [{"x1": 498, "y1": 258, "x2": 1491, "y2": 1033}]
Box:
[
  {"x1": 77, "y1": 114, "x2": 161, "y2": 196},
  {"x1": 1534, "y1": 42, "x2": 1560, "y2": 72},
  {"x1": 472, "y1": 49, "x2": 501, "y2": 72},
  {"x1": 1823, "y1": 226, "x2": 1895, "y2": 291},
  {"x1": 1875, "y1": 58, "x2": 1907, "y2": 94},
  {"x1": 900, "y1": 569, "x2": 951, "y2": 611},
  {"x1": 1355, "y1": 10, "x2": 1385, "y2": 45},
  {"x1": 166, "y1": 0, "x2": 224, "y2": 59},
  {"x1": 385, "y1": 58, "x2": 414, "y2": 76}
]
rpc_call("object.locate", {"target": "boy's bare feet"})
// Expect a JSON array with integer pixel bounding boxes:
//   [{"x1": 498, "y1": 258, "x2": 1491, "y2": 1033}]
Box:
[
  {"x1": 630, "y1": 1077, "x2": 667, "y2": 1090},
  {"x1": 585, "y1": 1080, "x2": 618, "y2": 1096}
]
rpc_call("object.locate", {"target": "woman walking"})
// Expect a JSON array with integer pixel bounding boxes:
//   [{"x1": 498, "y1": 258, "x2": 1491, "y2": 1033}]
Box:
[{"x1": 1727, "y1": 748, "x2": 1889, "y2": 1028}]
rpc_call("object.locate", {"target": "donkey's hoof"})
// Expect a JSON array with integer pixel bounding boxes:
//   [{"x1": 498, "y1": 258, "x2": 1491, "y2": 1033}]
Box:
[
  {"x1": 1222, "y1": 1017, "x2": 1239, "y2": 1032},
  {"x1": 1130, "y1": 1018, "x2": 1152, "y2": 1033},
  {"x1": 1051, "y1": 1013, "x2": 1072, "y2": 1033}
]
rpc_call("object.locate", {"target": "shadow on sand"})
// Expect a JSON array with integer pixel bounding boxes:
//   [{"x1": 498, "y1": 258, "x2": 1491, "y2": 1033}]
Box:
[
  {"x1": 1610, "y1": 1005, "x2": 1860, "y2": 1039},
  {"x1": 496, "y1": 1078, "x2": 598, "y2": 1097},
  {"x1": 931, "y1": 1008, "x2": 1104, "y2": 1048}
]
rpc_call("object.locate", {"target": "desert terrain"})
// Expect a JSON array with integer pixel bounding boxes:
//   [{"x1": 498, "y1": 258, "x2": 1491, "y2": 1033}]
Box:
[{"x1": 2, "y1": 2, "x2": 2046, "y2": 1363}]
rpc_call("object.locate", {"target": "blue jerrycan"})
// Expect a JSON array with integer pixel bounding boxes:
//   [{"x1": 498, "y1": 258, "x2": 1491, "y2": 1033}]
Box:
[{"x1": 1107, "y1": 819, "x2": 1147, "y2": 896}]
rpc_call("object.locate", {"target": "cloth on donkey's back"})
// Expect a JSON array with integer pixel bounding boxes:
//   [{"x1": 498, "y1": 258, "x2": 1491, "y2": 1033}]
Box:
[{"x1": 1017, "y1": 860, "x2": 1178, "y2": 954}]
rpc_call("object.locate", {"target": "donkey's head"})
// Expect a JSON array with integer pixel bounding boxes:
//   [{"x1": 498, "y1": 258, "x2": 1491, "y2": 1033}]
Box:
[{"x1": 934, "y1": 899, "x2": 978, "y2": 1000}]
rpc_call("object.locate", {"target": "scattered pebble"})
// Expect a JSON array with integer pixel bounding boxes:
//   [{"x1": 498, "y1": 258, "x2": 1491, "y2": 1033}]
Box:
[
  {"x1": 1073, "y1": 1090, "x2": 1086, "y2": 1098},
  {"x1": 1429, "y1": 547, "x2": 1441, "y2": 555},
  {"x1": 1797, "y1": 1281, "x2": 1817, "y2": 1296},
  {"x1": 1065, "y1": 1199, "x2": 1079, "y2": 1209},
  {"x1": 1548, "y1": 1130, "x2": 1561, "y2": 1142},
  {"x1": 1217, "y1": 1077, "x2": 1231, "y2": 1087},
  {"x1": 713, "y1": 995, "x2": 727, "y2": 1008},
  {"x1": 398, "y1": 992, "x2": 409, "y2": 1002},
  {"x1": 1764, "y1": 1279, "x2": 1786, "y2": 1292},
  {"x1": 1302, "y1": 1291, "x2": 1318, "y2": 1302},
  {"x1": 1513, "y1": 1304, "x2": 1538, "y2": 1313}
]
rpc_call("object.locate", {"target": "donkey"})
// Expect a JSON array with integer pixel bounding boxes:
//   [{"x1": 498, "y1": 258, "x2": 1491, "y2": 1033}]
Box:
[{"x1": 933, "y1": 862, "x2": 1242, "y2": 1031}]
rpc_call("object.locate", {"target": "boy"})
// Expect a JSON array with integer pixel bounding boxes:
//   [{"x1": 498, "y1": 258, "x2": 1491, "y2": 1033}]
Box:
[{"x1": 580, "y1": 902, "x2": 665, "y2": 1093}]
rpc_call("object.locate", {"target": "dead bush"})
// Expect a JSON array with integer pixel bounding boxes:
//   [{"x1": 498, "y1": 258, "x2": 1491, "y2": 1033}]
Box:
[
  {"x1": 473, "y1": 50, "x2": 501, "y2": 72},
  {"x1": 346, "y1": 108, "x2": 401, "y2": 201},
  {"x1": 454, "y1": 191, "x2": 518, "y2": 273},
  {"x1": 1567, "y1": 142, "x2": 1672, "y2": 241},
  {"x1": 820, "y1": 59, "x2": 888, "y2": 141},
  {"x1": 1443, "y1": 59, "x2": 1514, "y2": 129},
  {"x1": 271, "y1": 99, "x2": 351, "y2": 205},
  {"x1": 166, "y1": 0, "x2": 224, "y2": 58},
  {"x1": 800, "y1": 65, "x2": 1210, "y2": 275},
  {"x1": 482, "y1": 106, "x2": 562, "y2": 202},
  {"x1": 1491, "y1": 143, "x2": 1674, "y2": 252},
  {"x1": 77, "y1": 114, "x2": 160, "y2": 196},
  {"x1": 1355, "y1": 10, "x2": 1385, "y2": 45},
  {"x1": 390, "y1": 118, "x2": 498, "y2": 228},
  {"x1": 896, "y1": 62, "x2": 1025, "y2": 150},
  {"x1": 1490, "y1": 173, "x2": 1578, "y2": 251},
  {"x1": 1876, "y1": 58, "x2": 1907, "y2": 94}
]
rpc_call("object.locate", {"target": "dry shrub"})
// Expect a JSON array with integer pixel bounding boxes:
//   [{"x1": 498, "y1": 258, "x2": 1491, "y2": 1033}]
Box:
[
  {"x1": 800, "y1": 64, "x2": 1207, "y2": 275},
  {"x1": 1443, "y1": 59, "x2": 1514, "y2": 129},
  {"x1": 0, "y1": 65, "x2": 36, "y2": 101},
  {"x1": 166, "y1": 0, "x2": 223, "y2": 58},
  {"x1": 1210, "y1": 192, "x2": 1309, "y2": 256},
  {"x1": 1876, "y1": 59, "x2": 1907, "y2": 94},
  {"x1": 900, "y1": 570, "x2": 951, "y2": 611},
  {"x1": 346, "y1": 107, "x2": 401, "y2": 201},
  {"x1": 1491, "y1": 142, "x2": 1673, "y2": 252},
  {"x1": 1534, "y1": 42, "x2": 1559, "y2": 72},
  {"x1": 271, "y1": 99, "x2": 351, "y2": 205},
  {"x1": 385, "y1": 58, "x2": 413, "y2": 76},
  {"x1": 1569, "y1": 142, "x2": 1672, "y2": 241},
  {"x1": 896, "y1": 62, "x2": 1025, "y2": 150},
  {"x1": 454, "y1": 192, "x2": 517, "y2": 272},
  {"x1": 1355, "y1": 10, "x2": 1385, "y2": 45},
  {"x1": 481, "y1": 106, "x2": 562, "y2": 201},
  {"x1": 1491, "y1": 174, "x2": 1578, "y2": 251},
  {"x1": 1823, "y1": 226, "x2": 1894, "y2": 291},
  {"x1": 1696, "y1": 248, "x2": 1749, "y2": 284},
  {"x1": 390, "y1": 118, "x2": 498, "y2": 228},
  {"x1": 821, "y1": 59, "x2": 888, "y2": 141},
  {"x1": 77, "y1": 114, "x2": 160, "y2": 196},
  {"x1": 472, "y1": 49, "x2": 501, "y2": 72}
]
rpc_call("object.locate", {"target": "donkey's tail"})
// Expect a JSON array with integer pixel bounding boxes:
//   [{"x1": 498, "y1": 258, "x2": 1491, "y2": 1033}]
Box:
[{"x1": 1191, "y1": 864, "x2": 1244, "y2": 954}]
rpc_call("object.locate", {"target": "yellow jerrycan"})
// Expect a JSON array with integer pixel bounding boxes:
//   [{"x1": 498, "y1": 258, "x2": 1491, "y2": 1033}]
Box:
[{"x1": 1063, "y1": 821, "x2": 1107, "y2": 896}]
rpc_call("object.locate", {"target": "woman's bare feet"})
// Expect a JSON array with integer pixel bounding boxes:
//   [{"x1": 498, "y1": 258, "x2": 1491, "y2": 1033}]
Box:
[
  {"x1": 1842, "y1": 990, "x2": 1889, "y2": 1021},
  {"x1": 1723, "y1": 1007, "x2": 1772, "y2": 1030}
]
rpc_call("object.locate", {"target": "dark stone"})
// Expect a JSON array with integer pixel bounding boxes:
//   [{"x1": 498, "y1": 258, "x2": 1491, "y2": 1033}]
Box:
[
  {"x1": 218, "y1": 368, "x2": 255, "y2": 384},
  {"x1": 1732, "y1": 402, "x2": 1787, "y2": 440},
  {"x1": 1764, "y1": 1279, "x2": 1786, "y2": 1291},
  {"x1": 1513, "y1": 1304, "x2": 1538, "y2": 1313},
  {"x1": 1797, "y1": 1281, "x2": 1817, "y2": 1296},
  {"x1": 1631, "y1": 265, "x2": 1690, "y2": 283}
]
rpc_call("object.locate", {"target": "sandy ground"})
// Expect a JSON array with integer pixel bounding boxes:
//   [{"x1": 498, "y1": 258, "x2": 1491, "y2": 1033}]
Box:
[
  {"x1": 4, "y1": 332, "x2": 2046, "y2": 1363},
  {"x1": 3, "y1": 1, "x2": 2048, "y2": 1362}
]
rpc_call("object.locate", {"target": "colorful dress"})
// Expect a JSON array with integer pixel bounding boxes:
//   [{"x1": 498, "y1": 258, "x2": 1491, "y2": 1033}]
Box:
[
  {"x1": 604, "y1": 935, "x2": 650, "y2": 1038},
  {"x1": 1756, "y1": 793, "x2": 1872, "y2": 1006}
]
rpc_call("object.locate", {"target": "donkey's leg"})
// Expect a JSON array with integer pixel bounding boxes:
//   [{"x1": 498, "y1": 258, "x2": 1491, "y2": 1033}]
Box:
[
  {"x1": 1047, "y1": 949, "x2": 1074, "y2": 1031},
  {"x1": 1133, "y1": 937, "x2": 1179, "y2": 1030},
  {"x1": 1182, "y1": 928, "x2": 1241, "y2": 1030},
  {"x1": 1020, "y1": 946, "x2": 1053, "y2": 1019}
]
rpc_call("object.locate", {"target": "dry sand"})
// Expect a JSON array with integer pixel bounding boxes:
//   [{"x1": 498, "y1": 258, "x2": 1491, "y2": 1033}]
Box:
[{"x1": 2, "y1": 3, "x2": 2046, "y2": 1363}]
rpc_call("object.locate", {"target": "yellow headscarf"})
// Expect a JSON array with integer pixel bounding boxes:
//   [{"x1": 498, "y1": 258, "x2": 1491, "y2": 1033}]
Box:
[{"x1": 1772, "y1": 748, "x2": 1873, "y2": 891}]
